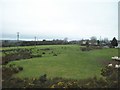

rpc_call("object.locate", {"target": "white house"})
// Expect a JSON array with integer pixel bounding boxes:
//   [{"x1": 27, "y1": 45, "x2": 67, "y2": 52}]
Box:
[
  {"x1": 115, "y1": 40, "x2": 120, "y2": 48},
  {"x1": 117, "y1": 40, "x2": 120, "y2": 48}
]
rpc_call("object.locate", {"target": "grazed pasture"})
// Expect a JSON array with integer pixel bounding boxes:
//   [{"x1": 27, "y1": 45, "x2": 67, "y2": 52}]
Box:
[{"x1": 2, "y1": 45, "x2": 118, "y2": 79}]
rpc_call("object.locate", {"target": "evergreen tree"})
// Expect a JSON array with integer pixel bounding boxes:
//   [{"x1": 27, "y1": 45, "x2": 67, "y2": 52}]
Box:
[{"x1": 111, "y1": 37, "x2": 118, "y2": 47}]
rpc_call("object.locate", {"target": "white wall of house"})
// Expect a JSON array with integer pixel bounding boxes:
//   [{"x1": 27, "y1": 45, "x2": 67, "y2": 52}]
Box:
[
  {"x1": 82, "y1": 41, "x2": 86, "y2": 44},
  {"x1": 118, "y1": 43, "x2": 120, "y2": 48}
]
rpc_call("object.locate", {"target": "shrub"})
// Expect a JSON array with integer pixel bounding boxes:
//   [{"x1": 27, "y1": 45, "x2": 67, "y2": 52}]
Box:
[
  {"x1": 18, "y1": 66, "x2": 23, "y2": 71},
  {"x1": 101, "y1": 65, "x2": 119, "y2": 88},
  {"x1": 81, "y1": 46, "x2": 102, "y2": 51},
  {"x1": 53, "y1": 53, "x2": 57, "y2": 56},
  {"x1": 42, "y1": 52, "x2": 45, "y2": 54},
  {"x1": 39, "y1": 74, "x2": 47, "y2": 83},
  {"x1": 2, "y1": 48, "x2": 44, "y2": 64},
  {"x1": 2, "y1": 63, "x2": 120, "y2": 88},
  {"x1": 2, "y1": 65, "x2": 23, "y2": 80},
  {"x1": 81, "y1": 47, "x2": 92, "y2": 51}
]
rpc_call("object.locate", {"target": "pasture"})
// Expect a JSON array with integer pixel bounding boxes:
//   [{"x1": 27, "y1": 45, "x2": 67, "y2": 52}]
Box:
[{"x1": 3, "y1": 45, "x2": 118, "y2": 79}]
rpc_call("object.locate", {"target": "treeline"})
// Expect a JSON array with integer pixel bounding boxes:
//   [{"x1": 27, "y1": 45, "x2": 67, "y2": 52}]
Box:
[
  {"x1": 2, "y1": 40, "x2": 73, "y2": 47},
  {"x1": 1, "y1": 37, "x2": 118, "y2": 47}
]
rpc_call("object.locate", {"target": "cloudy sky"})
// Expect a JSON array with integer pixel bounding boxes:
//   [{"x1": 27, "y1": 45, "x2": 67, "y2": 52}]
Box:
[{"x1": 0, "y1": 0, "x2": 119, "y2": 41}]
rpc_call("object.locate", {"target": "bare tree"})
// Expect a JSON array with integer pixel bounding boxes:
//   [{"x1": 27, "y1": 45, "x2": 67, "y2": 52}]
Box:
[
  {"x1": 90, "y1": 36, "x2": 97, "y2": 45},
  {"x1": 104, "y1": 38, "x2": 109, "y2": 43},
  {"x1": 63, "y1": 37, "x2": 68, "y2": 44},
  {"x1": 90, "y1": 36, "x2": 97, "y2": 41},
  {"x1": 64, "y1": 37, "x2": 68, "y2": 42}
]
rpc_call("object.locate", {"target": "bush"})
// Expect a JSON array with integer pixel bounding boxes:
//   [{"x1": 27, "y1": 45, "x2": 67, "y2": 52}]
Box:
[
  {"x1": 81, "y1": 47, "x2": 92, "y2": 51},
  {"x1": 42, "y1": 52, "x2": 45, "y2": 54},
  {"x1": 2, "y1": 63, "x2": 120, "y2": 88},
  {"x1": 53, "y1": 53, "x2": 57, "y2": 56},
  {"x1": 81, "y1": 46, "x2": 102, "y2": 52},
  {"x1": 39, "y1": 74, "x2": 47, "y2": 83},
  {"x1": 2, "y1": 65, "x2": 23, "y2": 79},
  {"x1": 2, "y1": 48, "x2": 43, "y2": 64},
  {"x1": 18, "y1": 66, "x2": 23, "y2": 71},
  {"x1": 101, "y1": 65, "x2": 119, "y2": 88}
]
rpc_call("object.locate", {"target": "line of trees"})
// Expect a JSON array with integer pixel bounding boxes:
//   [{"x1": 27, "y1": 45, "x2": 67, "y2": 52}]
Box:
[
  {"x1": 81, "y1": 36, "x2": 118, "y2": 48},
  {"x1": 2, "y1": 39, "x2": 70, "y2": 47},
  {"x1": 1, "y1": 37, "x2": 118, "y2": 47}
]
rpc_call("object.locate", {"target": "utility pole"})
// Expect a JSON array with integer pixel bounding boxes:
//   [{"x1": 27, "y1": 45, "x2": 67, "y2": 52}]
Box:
[
  {"x1": 100, "y1": 36, "x2": 101, "y2": 47},
  {"x1": 17, "y1": 32, "x2": 19, "y2": 41},
  {"x1": 34, "y1": 36, "x2": 37, "y2": 47},
  {"x1": 35, "y1": 36, "x2": 36, "y2": 41},
  {"x1": 17, "y1": 32, "x2": 19, "y2": 48}
]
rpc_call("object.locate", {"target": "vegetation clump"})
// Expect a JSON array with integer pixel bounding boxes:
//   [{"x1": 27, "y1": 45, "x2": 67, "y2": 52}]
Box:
[
  {"x1": 53, "y1": 53, "x2": 57, "y2": 56},
  {"x1": 2, "y1": 63, "x2": 120, "y2": 89},
  {"x1": 2, "y1": 48, "x2": 43, "y2": 64},
  {"x1": 42, "y1": 52, "x2": 45, "y2": 54}
]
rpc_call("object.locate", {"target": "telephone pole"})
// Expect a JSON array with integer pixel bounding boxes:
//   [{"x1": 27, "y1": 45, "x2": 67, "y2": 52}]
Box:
[
  {"x1": 35, "y1": 36, "x2": 36, "y2": 41},
  {"x1": 34, "y1": 36, "x2": 37, "y2": 47},
  {"x1": 17, "y1": 32, "x2": 19, "y2": 41},
  {"x1": 100, "y1": 36, "x2": 101, "y2": 47},
  {"x1": 17, "y1": 32, "x2": 19, "y2": 48}
]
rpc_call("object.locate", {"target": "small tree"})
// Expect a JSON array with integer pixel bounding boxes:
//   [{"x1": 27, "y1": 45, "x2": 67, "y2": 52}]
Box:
[
  {"x1": 90, "y1": 36, "x2": 97, "y2": 45},
  {"x1": 104, "y1": 38, "x2": 109, "y2": 43},
  {"x1": 97, "y1": 40, "x2": 100, "y2": 46},
  {"x1": 111, "y1": 37, "x2": 118, "y2": 48},
  {"x1": 63, "y1": 37, "x2": 68, "y2": 44},
  {"x1": 90, "y1": 36, "x2": 97, "y2": 41}
]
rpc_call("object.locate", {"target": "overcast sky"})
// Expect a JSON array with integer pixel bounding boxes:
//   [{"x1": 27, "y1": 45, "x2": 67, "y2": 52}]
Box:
[{"x1": 0, "y1": 0, "x2": 119, "y2": 41}]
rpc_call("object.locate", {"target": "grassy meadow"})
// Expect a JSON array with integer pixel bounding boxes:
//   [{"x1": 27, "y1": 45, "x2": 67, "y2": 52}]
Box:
[{"x1": 4, "y1": 45, "x2": 118, "y2": 80}]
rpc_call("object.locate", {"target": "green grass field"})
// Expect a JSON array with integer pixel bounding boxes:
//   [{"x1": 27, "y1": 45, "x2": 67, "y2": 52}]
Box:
[{"x1": 6, "y1": 45, "x2": 118, "y2": 80}]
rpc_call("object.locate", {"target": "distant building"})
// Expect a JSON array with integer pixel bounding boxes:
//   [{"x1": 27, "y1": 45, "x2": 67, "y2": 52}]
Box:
[
  {"x1": 118, "y1": 40, "x2": 120, "y2": 48},
  {"x1": 80, "y1": 39, "x2": 98, "y2": 46},
  {"x1": 80, "y1": 40, "x2": 88, "y2": 45},
  {"x1": 115, "y1": 40, "x2": 120, "y2": 48}
]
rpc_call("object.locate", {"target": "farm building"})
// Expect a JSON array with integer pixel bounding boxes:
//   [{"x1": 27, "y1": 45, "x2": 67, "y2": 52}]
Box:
[
  {"x1": 115, "y1": 40, "x2": 120, "y2": 48},
  {"x1": 118, "y1": 40, "x2": 120, "y2": 48},
  {"x1": 80, "y1": 39, "x2": 98, "y2": 46}
]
